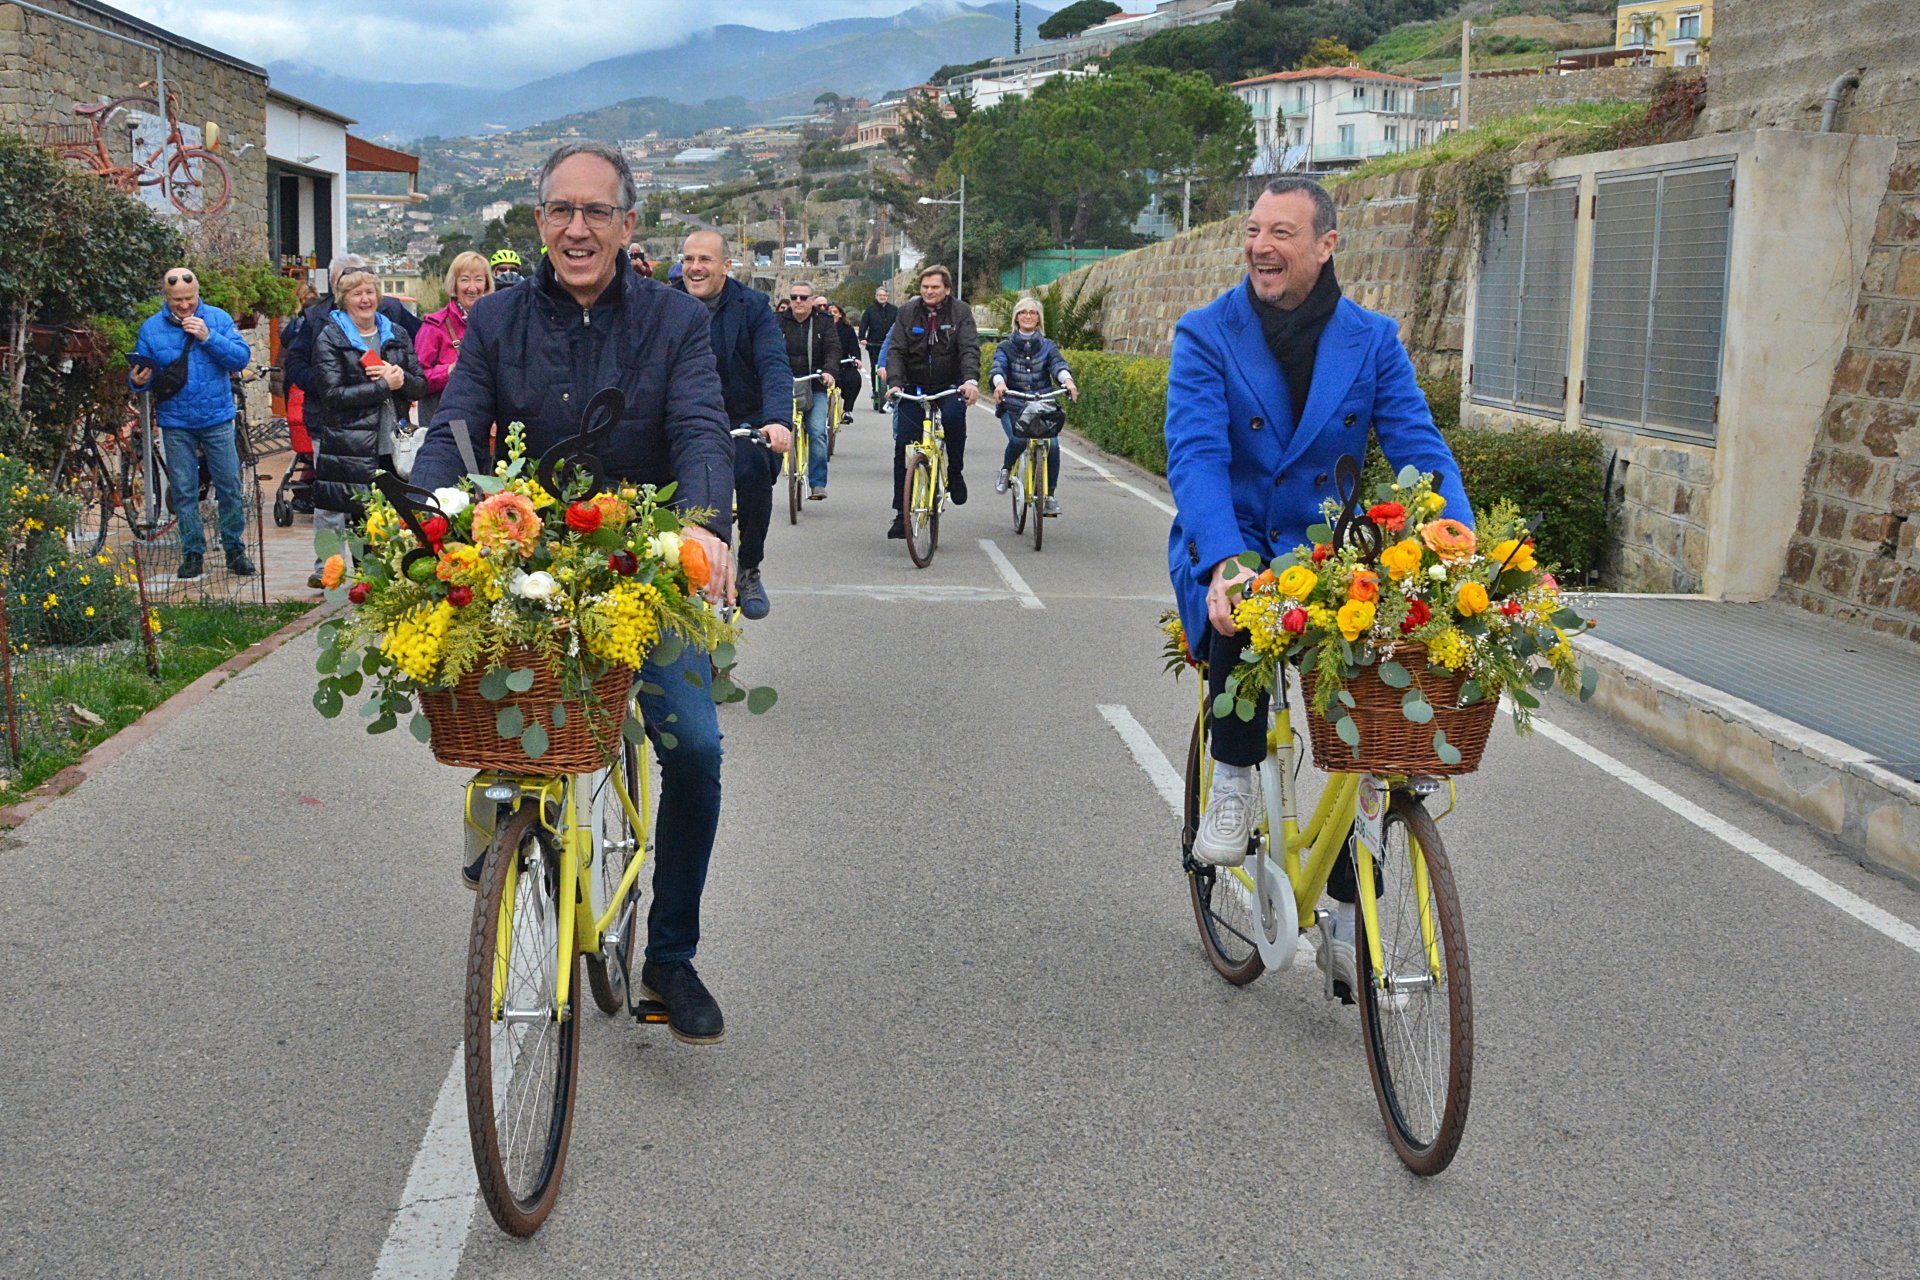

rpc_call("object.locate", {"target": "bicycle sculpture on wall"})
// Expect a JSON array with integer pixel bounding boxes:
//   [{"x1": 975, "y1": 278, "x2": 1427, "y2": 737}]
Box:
[{"x1": 50, "y1": 81, "x2": 234, "y2": 218}]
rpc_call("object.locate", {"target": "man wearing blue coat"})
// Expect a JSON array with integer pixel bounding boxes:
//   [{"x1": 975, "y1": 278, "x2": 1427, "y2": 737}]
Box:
[
  {"x1": 127, "y1": 266, "x2": 256, "y2": 579},
  {"x1": 1166, "y1": 178, "x2": 1471, "y2": 983}
]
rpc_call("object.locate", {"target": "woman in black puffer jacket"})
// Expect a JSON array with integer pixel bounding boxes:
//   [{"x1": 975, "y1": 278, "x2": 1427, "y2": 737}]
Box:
[{"x1": 310, "y1": 268, "x2": 427, "y2": 521}]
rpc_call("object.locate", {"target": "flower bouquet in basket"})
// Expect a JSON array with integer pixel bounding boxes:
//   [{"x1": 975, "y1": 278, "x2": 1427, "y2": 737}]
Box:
[
  {"x1": 311, "y1": 410, "x2": 771, "y2": 773},
  {"x1": 1216, "y1": 458, "x2": 1598, "y2": 775}
]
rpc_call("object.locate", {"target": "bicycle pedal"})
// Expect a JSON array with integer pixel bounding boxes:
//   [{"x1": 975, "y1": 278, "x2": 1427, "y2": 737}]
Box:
[{"x1": 632, "y1": 999, "x2": 671, "y2": 1025}]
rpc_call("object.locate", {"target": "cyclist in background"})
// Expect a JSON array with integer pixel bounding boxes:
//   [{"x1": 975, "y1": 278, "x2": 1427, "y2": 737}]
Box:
[
  {"x1": 990, "y1": 294, "x2": 1078, "y2": 515},
  {"x1": 828, "y1": 302, "x2": 862, "y2": 422},
  {"x1": 778, "y1": 281, "x2": 839, "y2": 502},
  {"x1": 489, "y1": 248, "x2": 525, "y2": 289},
  {"x1": 857, "y1": 285, "x2": 896, "y2": 412}
]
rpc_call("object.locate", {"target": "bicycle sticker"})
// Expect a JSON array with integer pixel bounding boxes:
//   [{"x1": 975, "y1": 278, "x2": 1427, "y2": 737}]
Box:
[{"x1": 1357, "y1": 775, "x2": 1383, "y2": 822}]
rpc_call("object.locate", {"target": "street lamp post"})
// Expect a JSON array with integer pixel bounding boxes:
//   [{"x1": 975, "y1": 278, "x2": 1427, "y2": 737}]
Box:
[{"x1": 916, "y1": 173, "x2": 966, "y2": 298}]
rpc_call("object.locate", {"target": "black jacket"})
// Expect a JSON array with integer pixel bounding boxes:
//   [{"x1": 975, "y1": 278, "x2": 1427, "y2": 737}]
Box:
[
  {"x1": 857, "y1": 301, "x2": 897, "y2": 348},
  {"x1": 284, "y1": 294, "x2": 421, "y2": 436},
  {"x1": 834, "y1": 319, "x2": 860, "y2": 368},
  {"x1": 885, "y1": 296, "x2": 980, "y2": 392},
  {"x1": 412, "y1": 258, "x2": 733, "y2": 539},
  {"x1": 672, "y1": 276, "x2": 792, "y2": 427},
  {"x1": 309, "y1": 318, "x2": 426, "y2": 514},
  {"x1": 778, "y1": 308, "x2": 839, "y2": 380}
]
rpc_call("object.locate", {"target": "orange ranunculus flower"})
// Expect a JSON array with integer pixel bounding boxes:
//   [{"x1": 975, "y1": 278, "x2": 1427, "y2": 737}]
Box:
[
  {"x1": 1349, "y1": 566, "x2": 1380, "y2": 603},
  {"x1": 1455, "y1": 581, "x2": 1491, "y2": 616},
  {"x1": 680, "y1": 536, "x2": 712, "y2": 591},
  {"x1": 1380, "y1": 537, "x2": 1424, "y2": 581},
  {"x1": 1420, "y1": 518, "x2": 1477, "y2": 561},
  {"x1": 319, "y1": 554, "x2": 345, "y2": 589},
  {"x1": 470, "y1": 491, "x2": 541, "y2": 558},
  {"x1": 1368, "y1": 502, "x2": 1407, "y2": 533},
  {"x1": 589, "y1": 491, "x2": 632, "y2": 530},
  {"x1": 1250, "y1": 568, "x2": 1276, "y2": 593}
]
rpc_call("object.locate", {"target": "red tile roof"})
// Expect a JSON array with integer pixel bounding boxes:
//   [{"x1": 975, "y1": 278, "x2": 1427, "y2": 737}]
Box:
[{"x1": 1230, "y1": 67, "x2": 1421, "y2": 88}]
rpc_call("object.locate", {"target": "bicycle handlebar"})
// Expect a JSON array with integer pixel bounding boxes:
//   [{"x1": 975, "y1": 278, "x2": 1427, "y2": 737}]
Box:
[
  {"x1": 730, "y1": 427, "x2": 774, "y2": 448},
  {"x1": 887, "y1": 387, "x2": 963, "y2": 404},
  {"x1": 1000, "y1": 388, "x2": 1068, "y2": 402}
]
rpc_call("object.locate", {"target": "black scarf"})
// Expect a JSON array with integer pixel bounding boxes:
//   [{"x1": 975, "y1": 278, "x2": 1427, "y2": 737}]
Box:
[{"x1": 1247, "y1": 260, "x2": 1342, "y2": 420}]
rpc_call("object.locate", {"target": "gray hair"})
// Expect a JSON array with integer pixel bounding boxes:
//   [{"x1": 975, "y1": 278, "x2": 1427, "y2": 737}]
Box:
[
  {"x1": 536, "y1": 141, "x2": 638, "y2": 211},
  {"x1": 326, "y1": 253, "x2": 368, "y2": 291},
  {"x1": 790, "y1": 280, "x2": 817, "y2": 295},
  {"x1": 1260, "y1": 177, "x2": 1337, "y2": 237},
  {"x1": 1011, "y1": 295, "x2": 1044, "y2": 331}
]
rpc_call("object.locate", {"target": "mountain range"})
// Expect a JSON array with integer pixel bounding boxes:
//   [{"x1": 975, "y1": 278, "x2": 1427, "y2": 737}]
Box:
[{"x1": 267, "y1": 1, "x2": 1058, "y2": 142}]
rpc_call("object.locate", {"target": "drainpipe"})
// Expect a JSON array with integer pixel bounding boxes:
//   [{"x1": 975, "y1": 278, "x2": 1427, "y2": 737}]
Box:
[{"x1": 1819, "y1": 71, "x2": 1861, "y2": 133}]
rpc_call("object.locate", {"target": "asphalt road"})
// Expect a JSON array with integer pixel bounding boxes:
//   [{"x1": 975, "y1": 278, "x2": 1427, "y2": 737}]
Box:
[{"x1": 3, "y1": 401, "x2": 1918, "y2": 1279}]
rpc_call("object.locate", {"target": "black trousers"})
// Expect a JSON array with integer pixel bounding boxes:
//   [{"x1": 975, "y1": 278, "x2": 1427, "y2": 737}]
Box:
[
  {"x1": 734, "y1": 434, "x2": 779, "y2": 572},
  {"x1": 891, "y1": 394, "x2": 967, "y2": 512},
  {"x1": 837, "y1": 363, "x2": 862, "y2": 415},
  {"x1": 1206, "y1": 624, "x2": 1362, "y2": 903}
]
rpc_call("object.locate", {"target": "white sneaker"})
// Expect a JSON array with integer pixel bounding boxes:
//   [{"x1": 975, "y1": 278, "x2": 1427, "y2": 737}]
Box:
[
  {"x1": 1193, "y1": 766, "x2": 1256, "y2": 866},
  {"x1": 1317, "y1": 933, "x2": 1357, "y2": 996},
  {"x1": 1042, "y1": 496, "x2": 1061, "y2": 516},
  {"x1": 994, "y1": 468, "x2": 1010, "y2": 494}
]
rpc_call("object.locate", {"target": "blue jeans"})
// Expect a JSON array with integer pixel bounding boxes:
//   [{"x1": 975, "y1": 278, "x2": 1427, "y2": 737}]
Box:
[
  {"x1": 802, "y1": 392, "x2": 831, "y2": 491},
  {"x1": 634, "y1": 640, "x2": 723, "y2": 964},
  {"x1": 999, "y1": 410, "x2": 1060, "y2": 491},
  {"x1": 161, "y1": 421, "x2": 246, "y2": 559}
]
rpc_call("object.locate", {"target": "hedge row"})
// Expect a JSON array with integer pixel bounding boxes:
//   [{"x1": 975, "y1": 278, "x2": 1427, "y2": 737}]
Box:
[{"x1": 1044, "y1": 351, "x2": 1611, "y2": 578}]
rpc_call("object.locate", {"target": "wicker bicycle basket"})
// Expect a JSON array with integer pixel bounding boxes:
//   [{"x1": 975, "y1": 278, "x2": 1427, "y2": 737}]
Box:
[
  {"x1": 419, "y1": 649, "x2": 633, "y2": 773},
  {"x1": 1302, "y1": 644, "x2": 1498, "y2": 776}
]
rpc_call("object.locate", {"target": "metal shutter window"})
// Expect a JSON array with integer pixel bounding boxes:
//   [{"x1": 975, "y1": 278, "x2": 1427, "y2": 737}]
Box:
[
  {"x1": 1583, "y1": 161, "x2": 1733, "y2": 440},
  {"x1": 1471, "y1": 182, "x2": 1577, "y2": 412}
]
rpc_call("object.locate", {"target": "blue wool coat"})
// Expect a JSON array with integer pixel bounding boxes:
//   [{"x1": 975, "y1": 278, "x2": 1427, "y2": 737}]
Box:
[
  {"x1": 1164, "y1": 282, "x2": 1472, "y2": 653},
  {"x1": 129, "y1": 302, "x2": 252, "y2": 430}
]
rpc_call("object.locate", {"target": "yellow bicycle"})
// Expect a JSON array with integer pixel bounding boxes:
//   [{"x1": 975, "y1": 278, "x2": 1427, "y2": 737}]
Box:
[
  {"x1": 1182, "y1": 666, "x2": 1472, "y2": 1175},
  {"x1": 891, "y1": 386, "x2": 961, "y2": 568},
  {"x1": 461, "y1": 720, "x2": 656, "y2": 1235},
  {"x1": 1002, "y1": 388, "x2": 1067, "y2": 552},
  {"x1": 786, "y1": 376, "x2": 816, "y2": 525},
  {"x1": 827, "y1": 376, "x2": 847, "y2": 458}
]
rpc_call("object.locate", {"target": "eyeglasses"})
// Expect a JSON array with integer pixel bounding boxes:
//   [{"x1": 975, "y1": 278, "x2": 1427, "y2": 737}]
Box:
[
  {"x1": 165, "y1": 271, "x2": 196, "y2": 287},
  {"x1": 537, "y1": 200, "x2": 627, "y2": 228},
  {"x1": 789, "y1": 294, "x2": 812, "y2": 302}
]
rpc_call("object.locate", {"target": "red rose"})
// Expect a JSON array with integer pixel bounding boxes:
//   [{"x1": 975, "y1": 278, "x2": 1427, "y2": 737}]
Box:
[
  {"x1": 447, "y1": 585, "x2": 474, "y2": 607},
  {"x1": 1501, "y1": 600, "x2": 1523, "y2": 617},
  {"x1": 1368, "y1": 502, "x2": 1407, "y2": 533},
  {"x1": 419, "y1": 514, "x2": 449, "y2": 545},
  {"x1": 1401, "y1": 599, "x2": 1431, "y2": 634},
  {"x1": 1311, "y1": 544, "x2": 1331, "y2": 563},
  {"x1": 566, "y1": 501, "x2": 603, "y2": 535},
  {"x1": 347, "y1": 582, "x2": 370, "y2": 604},
  {"x1": 608, "y1": 549, "x2": 638, "y2": 576},
  {"x1": 1281, "y1": 607, "x2": 1308, "y2": 634}
]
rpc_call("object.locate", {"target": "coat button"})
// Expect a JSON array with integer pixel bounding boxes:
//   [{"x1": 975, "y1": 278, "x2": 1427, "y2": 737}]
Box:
[
  {"x1": 1314, "y1": 472, "x2": 1328, "y2": 486},
  {"x1": 562, "y1": 392, "x2": 571, "y2": 402},
  {"x1": 1269, "y1": 529, "x2": 1282, "y2": 542},
  {"x1": 1344, "y1": 413, "x2": 1358, "y2": 427},
  {"x1": 1250, "y1": 417, "x2": 1262, "y2": 430}
]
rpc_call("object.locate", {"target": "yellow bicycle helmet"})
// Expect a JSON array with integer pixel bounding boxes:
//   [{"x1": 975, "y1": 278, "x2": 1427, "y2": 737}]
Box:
[{"x1": 489, "y1": 248, "x2": 522, "y2": 268}]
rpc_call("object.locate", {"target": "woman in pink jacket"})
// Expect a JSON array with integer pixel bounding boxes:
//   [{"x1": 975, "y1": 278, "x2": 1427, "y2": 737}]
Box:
[{"x1": 414, "y1": 251, "x2": 492, "y2": 430}]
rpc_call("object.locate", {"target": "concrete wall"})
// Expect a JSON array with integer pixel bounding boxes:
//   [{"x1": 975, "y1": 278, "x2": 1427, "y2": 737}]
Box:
[
  {"x1": 1700, "y1": 0, "x2": 1920, "y2": 643},
  {"x1": 0, "y1": 0, "x2": 269, "y2": 257},
  {"x1": 1469, "y1": 65, "x2": 1703, "y2": 126},
  {"x1": 1461, "y1": 131, "x2": 1891, "y2": 599}
]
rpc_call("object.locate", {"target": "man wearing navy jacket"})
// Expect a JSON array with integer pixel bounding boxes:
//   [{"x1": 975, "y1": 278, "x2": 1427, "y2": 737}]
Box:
[
  {"x1": 1164, "y1": 177, "x2": 1473, "y2": 988},
  {"x1": 412, "y1": 142, "x2": 736, "y2": 1046}
]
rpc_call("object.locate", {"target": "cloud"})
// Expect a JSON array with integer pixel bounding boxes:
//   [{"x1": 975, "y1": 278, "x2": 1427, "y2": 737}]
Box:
[{"x1": 108, "y1": 0, "x2": 923, "y2": 86}]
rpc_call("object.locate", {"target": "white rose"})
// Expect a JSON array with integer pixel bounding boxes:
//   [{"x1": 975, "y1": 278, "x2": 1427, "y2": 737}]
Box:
[
  {"x1": 1428, "y1": 564, "x2": 1448, "y2": 581},
  {"x1": 511, "y1": 570, "x2": 558, "y2": 601},
  {"x1": 431, "y1": 487, "x2": 469, "y2": 517},
  {"x1": 647, "y1": 531, "x2": 682, "y2": 570}
]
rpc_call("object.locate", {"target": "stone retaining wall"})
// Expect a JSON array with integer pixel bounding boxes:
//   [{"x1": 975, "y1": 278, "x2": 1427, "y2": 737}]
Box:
[{"x1": 1468, "y1": 66, "x2": 1702, "y2": 126}]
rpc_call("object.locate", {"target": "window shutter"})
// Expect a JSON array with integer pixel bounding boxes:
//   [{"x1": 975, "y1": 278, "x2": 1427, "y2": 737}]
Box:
[
  {"x1": 1583, "y1": 173, "x2": 1660, "y2": 427},
  {"x1": 1513, "y1": 182, "x2": 1578, "y2": 411}
]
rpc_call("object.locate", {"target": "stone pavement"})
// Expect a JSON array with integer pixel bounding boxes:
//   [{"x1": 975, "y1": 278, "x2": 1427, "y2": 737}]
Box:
[{"x1": 1575, "y1": 594, "x2": 1920, "y2": 882}]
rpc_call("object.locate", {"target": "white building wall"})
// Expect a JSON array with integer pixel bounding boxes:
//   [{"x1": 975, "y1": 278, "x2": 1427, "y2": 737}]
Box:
[{"x1": 265, "y1": 95, "x2": 348, "y2": 256}]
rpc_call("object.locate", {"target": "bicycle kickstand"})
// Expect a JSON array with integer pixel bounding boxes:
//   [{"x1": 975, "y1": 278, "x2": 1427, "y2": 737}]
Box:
[{"x1": 1312, "y1": 908, "x2": 1340, "y2": 1003}]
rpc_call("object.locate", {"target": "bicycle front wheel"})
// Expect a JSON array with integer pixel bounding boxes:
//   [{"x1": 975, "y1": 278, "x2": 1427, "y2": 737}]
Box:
[
  {"x1": 1356, "y1": 794, "x2": 1472, "y2": 1176},
  {"x1": 67, "y1": 453, "x2": 113, "y2": 556},
  {"x1": 786, "y1": 437, "x2": 802, "y2": 525},
  {"x1": 903, "y1": 449, "x2": 937, "y2": 568},
  {"x1": 1010, "y1": 449, "x2": 1029, "y2": 534},
  {"x1": 1030, "y1": 444, "x2": 1046, "y2": 552},
  {"x1": 167, "y1": 147, "x2": 233, "y2": 217},
  {"x1": 1183, "y1": 712, "x2": 1263, "y2": 984},
  {"x1": 465, "y1": 806, "x2": 581, "y2": 1236},
  {"x1": 584, "y1": 739, "x2": 643, "y2": 1016}
]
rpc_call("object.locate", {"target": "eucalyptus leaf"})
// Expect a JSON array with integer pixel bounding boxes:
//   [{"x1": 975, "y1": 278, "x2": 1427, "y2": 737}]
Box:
[
  {"x1": 359, "y1": 698, "x2": 383, "y2": 718},
  {"x1": 1234, "y1": 698, "x2": 1255, "y2": 722},
  {"x1": 312, "y1": 529, "x2": 345, "y2": 558},
  {"x1": 314, "y1": 687, "x2": 343, "y2": 718},
  {"x1": 657, "y1": 731, "x2": 679, "y2": 751},
  {"x1": 1235, "y1": 551, "x2": 1263, "y2": 571},
  {"x1": 410, "y1": 714, "x2": 433, "y2": 743},
  {"x1": 1551, "y1": 607, "x2": 1586, "y2": 630},
  {"x1": 1336, "y1": 690, "x2": 1356, "y2": 709},
  {"x1": 1530, "y1": 666, "x2": 1557, "y2": 691},
  {"x1": 1306, "y1": 522, "x2": 1334, "y2": 544},
  {"x1": 1402, "y1": 691, "x2": 1434, "y2": 724},
  {"x1": 747, "y1": 686, "x2": 778, "y2": 714},
  {"x1": 653, "y1": 633, "x2": 686, "y2": 666},
  {"x1": 654, "y1": 507, "x2": 683, "y2": 532},
  {"x1": 368, "y1": 712, "x2": 397, "y2": 735},
  {"x1": 315, "y1": 648, "x2": 340, "y2": 675},
  {"x1": 470, "y1": 474, "x2": 506, "y2": 494},
  {"x1": 521, "y1": 724, "x2": 549, "y2": 759},
  {"x1": 363, "y1": 558, "x2": 392, "y2": 583},
  {"x1": 504, "y1": 667, "x2": 536, "y2": 693},
  {"x1": 1580, "y1": 665, "x2": 1600, "y2": 702},
  {"x1": 1336, "y1": 715, "x2": 1361, "y2": 748},
  {"x1": 621, "y1": 715, "x2": 648, "y2": 745},
  {"x1": 1212, "y1": 693, "x2": 1236, "y2": 719},
  {"x1": 1377, "y1": 660, "x2": 1412, "y2": 689},
  {"x1": 362, "y1": 648, "x2": 383, "y2": 676},
  {"x1": 1432, "y1": 730, "x2": 1463, "y2": 767},
  {"x1": 338, "y1": 671, "x2": 364, "y2": 697},
  {"x1": 1513, "y1": 688, "x2": 1540, "y2": 709},
  {"x1": 712, "y1": 642, "x2": 737, "y2": 670},
  {"x1": 496, "y1": 705, "x2": 524, "y2": 738},
  {"x1": 1459, "y1": 679, "x2": 1484, "y2": 707},
  {"x1": 551, "y1": 703, "x2": 567, "y2": 728},
  {"x1": 1397, "y1": 464, "x2": 1423, "y2": 488},
  {"x1": 637, "y1": 681, "x2": 665, "y2": 697},
  {"x1": 478, "y1": 668, "x2": 511, "y2": 701}
]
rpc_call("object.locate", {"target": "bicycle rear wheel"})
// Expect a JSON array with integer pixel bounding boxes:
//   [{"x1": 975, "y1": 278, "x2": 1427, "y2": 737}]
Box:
[
  {"x1": 167, "y1": 147, "x2": 233, "y2": 218},
  {"x1": 1183, "y1": 712, "x2": 1263, "y2": 984},
  {"x1": 903, "y1": 449, "x2": 937, "y2": 568},
  {"x1": 65, "y1": 450, "x2": 113, "y2": 556},
  {"x1": 1356, "y1": 794, "x2": 1472, "y2": 1176},
  {"x1": 465, "y1": 806, "x2": 581, "y2": 1236},
  {"x1": 584, "y1": 739, "x2": 644, "y2": 1016}
]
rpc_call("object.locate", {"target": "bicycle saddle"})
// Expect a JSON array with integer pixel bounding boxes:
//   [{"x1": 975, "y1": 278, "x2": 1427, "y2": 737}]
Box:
[{"x1": 72, "y1": 102, "x2": 110, "y2": 115}]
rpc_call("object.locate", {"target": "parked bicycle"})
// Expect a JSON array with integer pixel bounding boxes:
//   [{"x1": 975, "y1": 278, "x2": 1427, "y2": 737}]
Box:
[
  {"x1": 52, "y1": 81, "x2": 234, "y2": 217},
  {"x1": 54, "y1": 397, "x2": 182, "y2": 554}
]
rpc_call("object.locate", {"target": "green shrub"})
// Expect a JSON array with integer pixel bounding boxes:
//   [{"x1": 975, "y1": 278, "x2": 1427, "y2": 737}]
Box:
[{"x1": 0, "y1": 452, "x2": 142, "y2": 649}]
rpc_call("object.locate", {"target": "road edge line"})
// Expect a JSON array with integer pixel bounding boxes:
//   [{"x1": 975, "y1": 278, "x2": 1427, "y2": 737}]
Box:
[
  {"x1": 370, "y1": 1049, "x2": 476, "y2": 1280},
  {"x1": 979, "y1": 540, "x2": 1045, "y2": 610},
  {"x1": 1098, "y1": 704, "x2": 1183, "y2": 817}
]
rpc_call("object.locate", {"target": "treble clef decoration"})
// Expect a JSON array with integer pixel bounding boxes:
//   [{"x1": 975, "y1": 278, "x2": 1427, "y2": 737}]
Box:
[
  {"x1": 534, "y1": 386, "x2": 621, "y2": 501},
  {"x1": 1328, "y1": 453, "x2": 1383, "y2": 565},
  {"x1": 372, "y1": 470, "x2": 455, "y2": 581}
]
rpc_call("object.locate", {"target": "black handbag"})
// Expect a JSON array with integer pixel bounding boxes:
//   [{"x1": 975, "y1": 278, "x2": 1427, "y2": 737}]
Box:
[{"x1": 1009, "y1": 399, "x2": 1065, "y2": 440}]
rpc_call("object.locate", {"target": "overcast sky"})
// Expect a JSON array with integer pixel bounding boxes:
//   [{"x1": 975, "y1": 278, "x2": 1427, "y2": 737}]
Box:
[{"x1": 109, "y1": 0, "x2": 950, "y2": 86}]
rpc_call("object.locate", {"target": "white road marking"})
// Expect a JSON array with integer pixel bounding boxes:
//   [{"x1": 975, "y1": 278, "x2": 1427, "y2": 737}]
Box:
[
  {"x1": 1531, "y1": 714, "x2": 1920, "y2": 957},
  {"x1": 1099, "y1": 704, "x2": 1183, "y2": 816},
  {"x1": 979, "y1": 540, "x2": 1045, "y2": 610},
  {"x1": 782, "y1": 584, "x2": 1020, "y2": 604},
  {"x1": 371, "y1": 1051, "x2": 475, "y2": 1280},
  {"x1": 1061, "y1": 444, "x2": 1177, "y2": 516}
]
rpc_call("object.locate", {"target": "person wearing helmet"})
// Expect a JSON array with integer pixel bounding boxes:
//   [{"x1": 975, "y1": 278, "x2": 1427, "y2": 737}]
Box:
[{"x1": 489, "y1": 248, "x2": 525, "y2": 289}]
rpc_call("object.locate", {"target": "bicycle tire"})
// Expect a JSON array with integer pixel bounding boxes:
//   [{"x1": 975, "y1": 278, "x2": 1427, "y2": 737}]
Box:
[
  {"x1": 584, "y1": 739, "x2": 643, "y2": 1016},
  {"x1": 63, "y1": 447, "x2": 113, "y2": 557},
  {"x1": 903, "y1": 449, "x2": 936, "y2": 568},
  {"x1": 1010, "y1": 450, "x2": 1029, "y2": 534},
  {"x1": 1183, "y1": 712, "x2": 1264, "y2": 984},
  {"x1": 1355, "y1": 794, "x2": 1472, "y2": 1176},
  {"x1": 1031, "y1": 444, "x2": 1046, "y2": 553},
  {"x1": 465, "y1": 806, "x2": 581, "y2": 1236},
  {"x1": 122, "y1": 440, "x2": 176, "y2": 543},
  {"x1": 167, "y1": 147, "x2": 233, "y2": 218},
  {"x1": 786, "y1": 435, "x2": 802, "y2": 525}
]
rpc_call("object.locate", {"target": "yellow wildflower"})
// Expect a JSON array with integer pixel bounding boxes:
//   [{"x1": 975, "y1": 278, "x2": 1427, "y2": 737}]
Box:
[
  {"x1": 85, "y1": 606, "x2": 95, "y2": 618},
  {"x1": 1427, "y1": 628, "x2": 1471, "y2": 669},
  {"x1": 42, "y1": 593, "x2": 57, "y2": 609}
]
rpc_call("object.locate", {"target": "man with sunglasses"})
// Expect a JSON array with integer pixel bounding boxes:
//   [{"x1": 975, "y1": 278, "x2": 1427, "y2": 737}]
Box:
[
  {"x1": 127, "y1": 267, "x2": 255, "y2": 579},
  {"x1": 411, "y1": 141, "x2": 738, "y2": 1047},
  {"x1": 777, "y1": 281, "x2": 839, "y2": 501}
]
